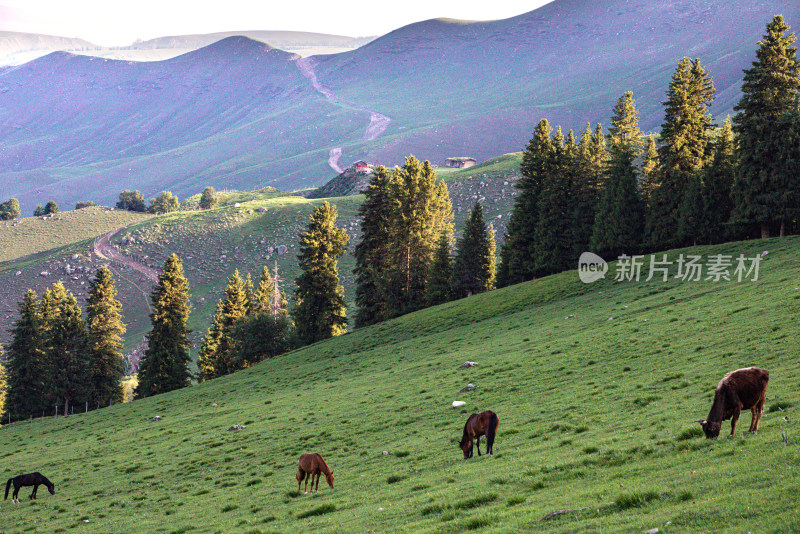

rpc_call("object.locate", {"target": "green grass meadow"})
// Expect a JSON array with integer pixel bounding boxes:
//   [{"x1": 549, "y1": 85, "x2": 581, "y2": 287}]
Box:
[{"x1": 1, "y1": 237, "x2": 799, "y2": 533}]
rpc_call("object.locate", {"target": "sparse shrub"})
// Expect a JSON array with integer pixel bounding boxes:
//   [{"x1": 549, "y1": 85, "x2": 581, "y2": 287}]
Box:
[
  {"x1": 677, "y1": 490, "x2": 694, "y2": 501},
  {"x1": 421, "y1": 503, "x2": 446, "y2": 516},
  {"x1": 221, "y1": 504, "x2": 238, "y2": 512},
  {"x1": 769, "y1": 401, "x2": 793, "y2": 413},
  {"x1": 507, "y1": 495, "x2": 526, "y2": 506},
  {"x1": 297, "y1": 503, "x2": 336, "y2": 518},
  {"x1": 386, "y1": 474, "x2": 406, "y2": 484},
  {"x1": 462, "y1": 513, "x2": 496, "y2": 530},
  {"x1": 615, "y1": 490, "x2": 660, "y2": 510},
  {"x1": 676, "y1": 426, "x2": 704, "y2": 441},
  {"x1": 454, "y1": 494, "x2": 497, "y2": 510}
]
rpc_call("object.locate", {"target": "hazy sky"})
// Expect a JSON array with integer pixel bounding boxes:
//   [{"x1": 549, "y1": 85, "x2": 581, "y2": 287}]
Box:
[{"x1": 0, "y1": 1, "x2": 554, "y2": 46}]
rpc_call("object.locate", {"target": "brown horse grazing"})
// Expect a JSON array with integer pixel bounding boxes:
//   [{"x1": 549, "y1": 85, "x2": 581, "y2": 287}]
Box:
[
  {"x1": 296, "y1": 453, "x2": 334, "y2": 494},
  {"x1": 459, "y1": 411, "x2": 499, "y2": 459},
  {"x1": 697, "y1": 367, "x2": 769, "y2": 438},
  {"x1": 5, "y1": 472, "x2": 55, "y2": 503}
]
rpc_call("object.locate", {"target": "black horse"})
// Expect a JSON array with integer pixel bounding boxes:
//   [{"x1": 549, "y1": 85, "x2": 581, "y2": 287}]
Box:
[{"x1": 5, "y1": 472, "x2": 55, "y2": 503}]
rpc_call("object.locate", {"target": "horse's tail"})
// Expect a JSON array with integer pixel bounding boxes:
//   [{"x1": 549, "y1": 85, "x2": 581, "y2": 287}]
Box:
[
  {"x1": 4, "y1": 478, "x2": 11, "y2": 500},
  {"x1": 486, "y1": 412, "x2": 499, "y2": 449}
]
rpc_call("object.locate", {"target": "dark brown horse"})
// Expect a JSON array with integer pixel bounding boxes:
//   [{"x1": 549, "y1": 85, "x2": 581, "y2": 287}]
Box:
[
  {"x1": 296, "y1": 453, "x2": 334, "y2": 494},
  {"x1": 459, "y1": 411, "x2": 499, "y2": 459},
  {"x1": 5, "y1": 472, "x2": 55, "y2": 503}
]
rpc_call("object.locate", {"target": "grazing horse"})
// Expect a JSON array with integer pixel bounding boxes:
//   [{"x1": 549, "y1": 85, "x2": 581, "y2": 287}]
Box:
[
  {"x1": 697, "y1": 367, "x2": 769, "y2": 438},
  {"x1": 5, "y1": 472, "x2": 55, "y2": 503},
  {"x1": 459, "y1": 410, "x2": 499, "y2": 459},
  {"x1": 296, "y1": 453, "x2": 334, "y2": 494}
]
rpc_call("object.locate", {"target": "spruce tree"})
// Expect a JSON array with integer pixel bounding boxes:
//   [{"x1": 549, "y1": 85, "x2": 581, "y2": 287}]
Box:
[
  {"x1": 196, "y1": 270, "x2": 249, "y2": 380},
  {"x1": 640, "y1": 135, "x2": 660, "y2": 207},
  {"x1": 199, "y1": 187, "x2": 218, "y2": 210},
  {"x1": 49, "y1": 291, "x2": 90, "y2": 416},
  {"x1": 135, "y1": 254, "x2": 192, "y2": 398},
  {"x1": 4, "y1": 291, "x2": 47, "y2": 420},
  {"x1": 427, "y1": 231, "x2": 454, "y2": 306},
  {"x1": 572, "y1": 123, "x2": 606, "y2": 258},
  {"x1": 452, "y1": 202, "x2": 497, "y2": 298},
  {"x1": 354, "y1": 166, "x2": 396, "y2": 327},
  {"x1": 591, "y1": 92, "x2": 645, "y2": 258},
  {"x1": 701, "y1": 118, "x2": 737, "y2": 243},
  {"x1": 85, "y1": 266, "x2": 126, "y2": 407},
  {"x1": 503, "y1": 119, "x2": 552, "y2": 284},
  {"x1": 385, "y1": 157, "x2": 453, "y2": 316},
  {"x1": 648, "y1": 58, "x2": 715, "y2": 248},
  {"x1": 732, "y1": 15, "x2": 800, "y2": 238},
  {"x1": 495, "y1": 238, "x2": 512, "y2": 289},
  {"x1": 197, "y1": 299, "x2": 224, "y2": 382},
  {"x1": 293, "y1": 202, "x2": 349, "y2": 346},
  {"x1": 242, "y1": 272, "x2": 256, "y2": 315},
  {"x1": 534, "y1": 128, "x2": 577, "y2": 275}
]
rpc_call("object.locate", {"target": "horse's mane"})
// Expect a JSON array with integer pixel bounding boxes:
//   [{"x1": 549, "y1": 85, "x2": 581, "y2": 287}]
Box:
[
  {"x1": 315, "y1": 454, "x2": 332, "y2": 476},
  {"x1": 459, "y1": 416, "x2": 473, "y2": 449}
]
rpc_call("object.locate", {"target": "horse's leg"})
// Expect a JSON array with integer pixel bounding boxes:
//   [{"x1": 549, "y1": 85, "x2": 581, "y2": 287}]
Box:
[
  {"x1": 315, "y1": 472, "x2": 321, "y2": 493},
  {"x1": 730, "y1": 404, "x2": 742, "y2": 436},
  {"x1": 31, "y1": 484, "x2": 38, "y2": 499},
  {"x1": 304, "y1": 472, "x2": 311, "y2": 494},
  {"x1": 476, "y1": 435, "x2": 482, "y2": 456},
  {"x1": 13, "y1": 484, "x2": 20, "y2": 503}
]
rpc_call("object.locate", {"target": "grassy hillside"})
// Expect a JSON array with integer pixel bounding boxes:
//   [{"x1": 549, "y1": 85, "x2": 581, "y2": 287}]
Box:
[
  {"x1": 0, "y1": 160, "x2": 520, "y2": 352},
  {"x1": 1, "y1": 236, "x2": 798, "y2": 533},
  {"x1": 0, "y1": 206, "x2": 150, "y2": 263}
]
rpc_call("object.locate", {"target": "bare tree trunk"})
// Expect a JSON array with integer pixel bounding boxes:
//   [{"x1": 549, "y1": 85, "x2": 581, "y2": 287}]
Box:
[{"x1": 761, "y1": 223, "x2": 770, "y2": 239}]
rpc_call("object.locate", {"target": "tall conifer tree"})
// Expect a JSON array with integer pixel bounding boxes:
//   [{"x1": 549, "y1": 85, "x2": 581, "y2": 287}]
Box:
[
  {"x1": 4, "y1": 291, "x2": 46, "y2": 420},
  {"x1": 502, "y1": 119, "x2": 552, "y2": 284},
  {"x1": 640, "y1": 135, "x2": 660, "y2": 207},
  {"x1": 427, "y1": 232, "x2": 454, "y2": 306},
  {"x1": 354, "y1": 166, "x2": 396, "y2": 327},
  {"x1": 701, "y1": 118, "x2": 737, "y2": 243},
  {"x1": 293, "y1": 202, "x2": 349, "y2": 346},
  {"x1": 648, "y1": 58, "x2": 715, "y2": 248},
  {"x1": 197, "y1": 270, "x2": 249, "y2": 380},
  {"x1": 732, "y1": 16, "x2": 800, "y2": 237},
  {"x1": 49, "y1": 291, "x2": 90, "y2": 416},
  {"x1": 86, "y1": 266, "x2": 126, "y2": 408},
  {"x1": 385, "y1": 157, "x2": 453, "y2": 316},
  {"x1": 592, "y1": 92, "x2": 645, "y2": 258},
  {"x1": 452, "y1": 202, "x2": 497, "y2": 298},
  {"x1": 135, "y1": 254, "x2": 192, "y2": 398},
  {"x1": 534, "y1": 128, "x2": 577, "y2": 274}
]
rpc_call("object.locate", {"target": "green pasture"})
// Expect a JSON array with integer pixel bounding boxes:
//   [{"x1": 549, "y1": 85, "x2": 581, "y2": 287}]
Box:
[{"x1": 1, "y1": 236, "x2": 798, "y2": 533}]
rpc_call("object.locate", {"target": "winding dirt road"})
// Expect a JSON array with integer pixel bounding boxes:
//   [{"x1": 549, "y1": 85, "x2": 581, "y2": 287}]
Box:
[
  {"x1": 94, "y1": 225, "x2": 159, "y2": 283},
  {"x1": 296, "y1": 56, "x2": 391, "y2": 172}
]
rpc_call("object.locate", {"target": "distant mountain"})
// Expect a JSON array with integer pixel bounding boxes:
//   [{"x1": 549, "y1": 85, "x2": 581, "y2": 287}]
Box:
[
  {"x1": 0, "y1": 31, "x2": 100, "y2": 65},
  {"x1": 0, "y1": 36, "x2": 367, "y2": 211},
  {"x1": 0, "y1": 30, "x2": 375, "y2": 66},
  {"x1": 312, "y1": 0, "x2": 800, "y2": 166},
  {"x1": 1, "y1": 0, "x2": 798, "y2": 212}
]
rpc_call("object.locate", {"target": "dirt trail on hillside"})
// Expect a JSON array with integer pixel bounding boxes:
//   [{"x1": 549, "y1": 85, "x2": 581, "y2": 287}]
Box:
[
  {"x1": 94, "y1": 225, "x2": 159, "y2": 284},
  {"x1": 295, "y1": 57, "x2": 391, "y2": 171}
]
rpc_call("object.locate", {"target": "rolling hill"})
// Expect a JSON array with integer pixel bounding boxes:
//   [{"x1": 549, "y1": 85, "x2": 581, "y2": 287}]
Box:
[
  {"x1": 0, "y1": 156, "x2": 520, "y2": 352},
  {"x1": 0, "y1": 234, "x2": 797, "y2": 532},
  {"x1": 1, "y1": 0, "x2": 798, "y2": 213},
  {"x1": 0, "y1": 30, "x2": 375, "y2": 66}
]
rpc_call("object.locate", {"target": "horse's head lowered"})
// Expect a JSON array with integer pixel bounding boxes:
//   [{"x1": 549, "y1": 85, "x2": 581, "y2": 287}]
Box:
[{"x1": 325, "y1": 470, "x2": 335, "y2": 489}]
